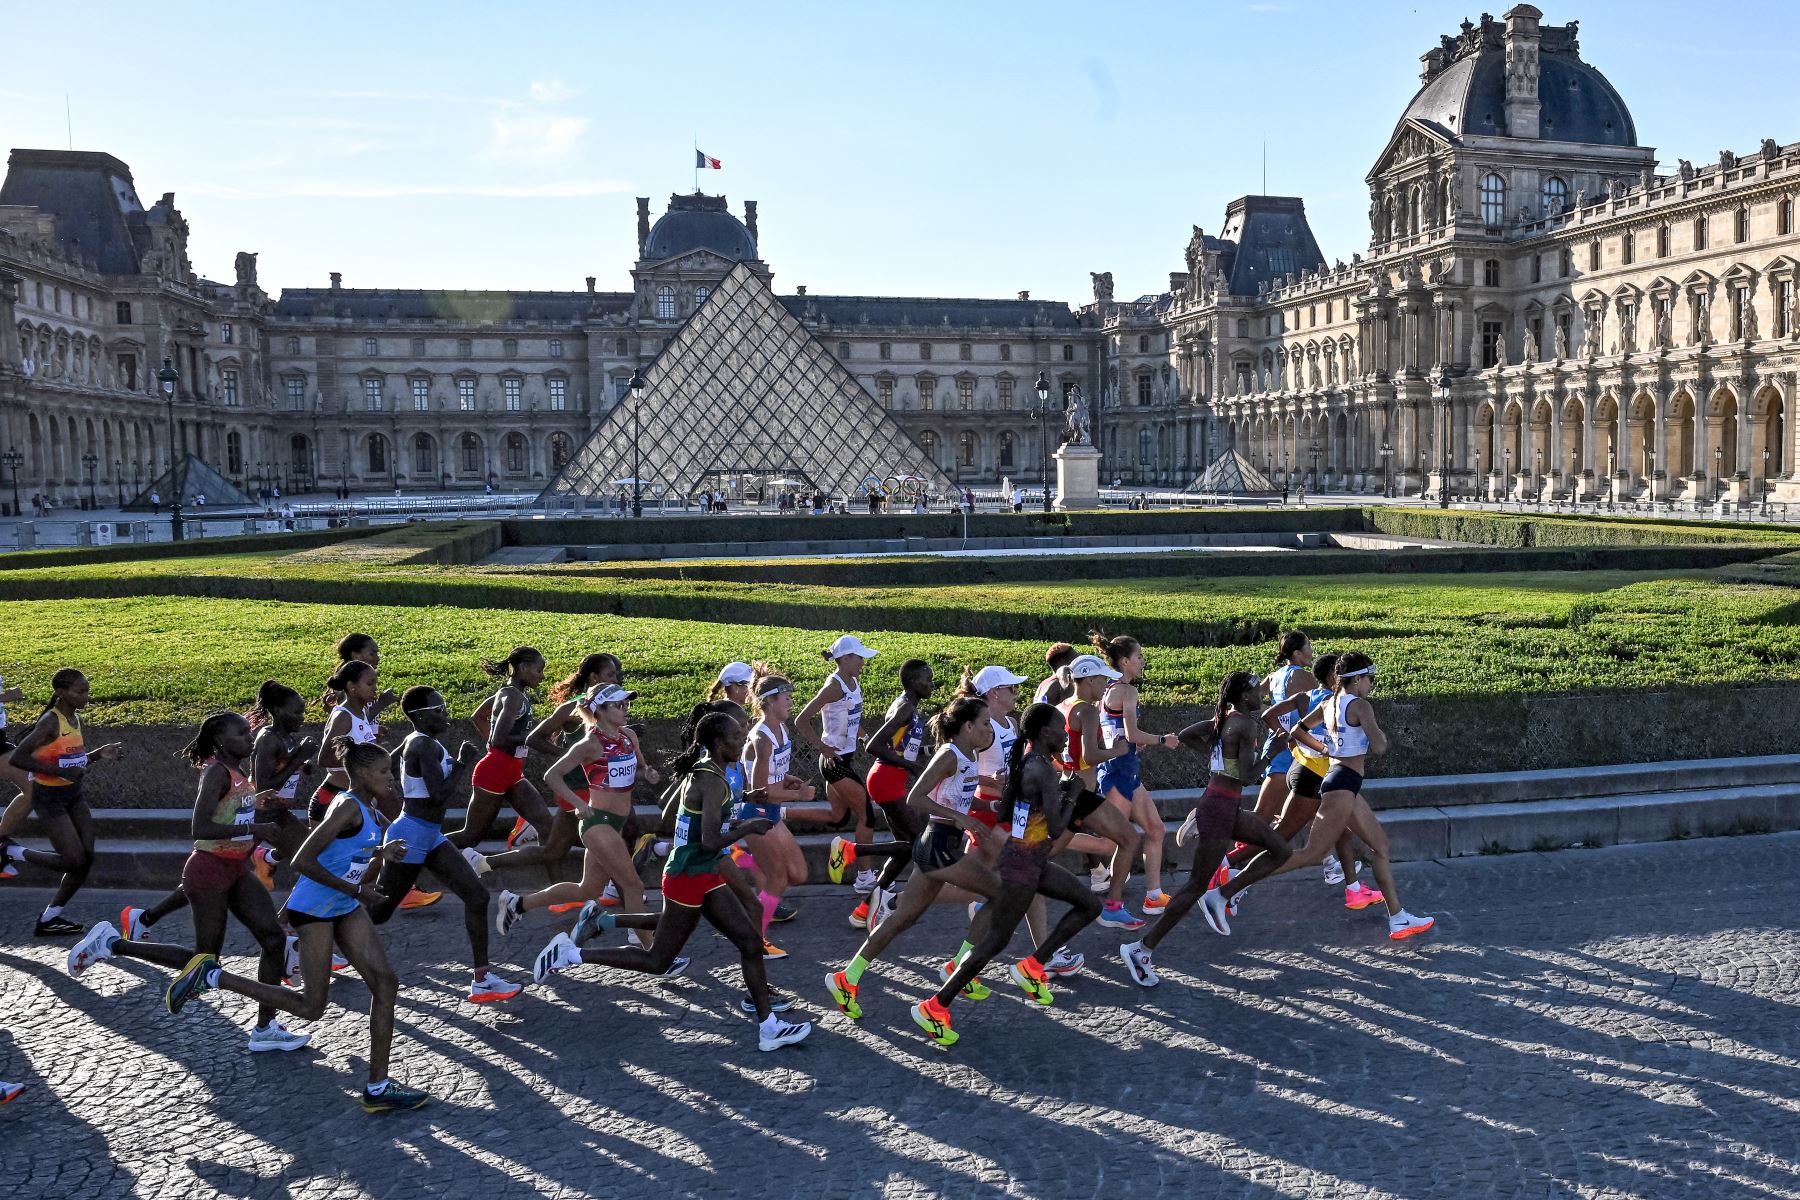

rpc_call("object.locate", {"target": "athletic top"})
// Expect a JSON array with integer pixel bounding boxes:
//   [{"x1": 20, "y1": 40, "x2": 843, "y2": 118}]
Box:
[
  {"x1": 819, "y1": 671, "x2": 863, "y2": 755},
  {"x1": 31, "y1": 709, "x2": 85, "y2": 789},
  {"x1": 334, "y1": 702, "x2": 379, "y2": 747},
  {"x1": 1321, "y1": 693, "x2": 1371, "y2": 759},
  {"x1": 399, "y1": 732, "x2": 453, "y2": 801},
  {"x1": 928, "y1": 744, "x2": 981, "y2": 821},
  {"x1": 286, "y1": 791, "x2": 381, "y2": 920},
  {"x1": 1055, "y1": 698, "x2": 1091, "y2": 774},
  {"x1": 882, "y1": 695, "x2": 926, "y2": 763},
  {"x1": 587, "y1": 727, "x2": 637, "y2": 793},
  {"x1": 1291, "y1": 685, "x2": 1334, "y2": 775},
  {"x1": 1099, "y1": 685, "x2": 1138, "y2": 764},
  {"x1": 1208, "y1": 733, "x2": 1249, "y2": 784},
  {"x1": 194, "y1": 762, "x2": 259, "y2": 859},
  {"x1": 753, "y1": 720, "x2": 793, "y2": 785},
  {"x1": 261, "y1": 731, "x2": 305, "y2": 800},
  {"x1": 723, "y1": 760, "x2": 746, "y2": 808},
  {"x1": 1000, "y1": 759, "x2": 1052, "y2": 848},
  {"x1": 491, "y1": 688, "x2": 535, "y2": 759},
  {"x1": 975, "y1": 715, "x2": 1017, "y2": 799},
  {"x1": 1033, "y1": 676, "x2": 1072, "y2": 708},
  {"x1": 1267, "y1": 664, "x2": 1306, "y2": 733},
  {"x1": 667, "y1": 760, "x2": 726, "y2": 877}
]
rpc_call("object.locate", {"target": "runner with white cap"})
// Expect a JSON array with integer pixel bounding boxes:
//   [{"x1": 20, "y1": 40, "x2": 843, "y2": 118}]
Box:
[
  {"x1": 710, "y1": 662, "x2": 754, "y2": 708},
  {"x1": 795, "y1": 635, "x2": 880, "y2": 902}
]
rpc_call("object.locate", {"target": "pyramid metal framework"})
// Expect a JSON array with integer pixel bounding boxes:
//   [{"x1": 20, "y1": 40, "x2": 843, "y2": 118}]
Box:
[
  {"x1": 541, "y1": 263, "x2": 955, "y2": 503},
  {"x1": 1185, "y1": 449, "x2": 1278, "y2": 495},
  {"x1": 122, "y1": 454, "x2": 255, "y2": 510}
]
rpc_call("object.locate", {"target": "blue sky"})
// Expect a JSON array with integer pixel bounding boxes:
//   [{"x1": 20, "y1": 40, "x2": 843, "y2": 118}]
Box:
[{"x1": 3, "y1": 1, "x2": 1793, "y2": 304}]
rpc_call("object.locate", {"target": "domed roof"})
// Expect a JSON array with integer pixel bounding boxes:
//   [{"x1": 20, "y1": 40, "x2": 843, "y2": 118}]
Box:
[
  {"x1": 643, "y1": 192, "x2": 758, "y2": 262},
  {"x1": 1400, "y1": 17, "x2": 1636, "y2": 147}
]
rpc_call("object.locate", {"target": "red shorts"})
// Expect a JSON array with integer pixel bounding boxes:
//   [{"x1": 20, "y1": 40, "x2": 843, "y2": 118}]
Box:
[
  {"x1": 866, "y1": 763, "x2": 910, "y2": 806},
  {"x1": 970, "y1": 801, "x2": 1001, "y2": 830},
  {"x1": 662, "y1": 871, "x2": 725, "y2": 907},
  {"x1": 1191, "y1": 779, "x2": 1245, "y2": 841},
  {"x1": 471, "y1": 749, "x2": 526, "y2": 793},
  {"x1": 181, "y1": 849, "x2": 248, "y2": 893}
]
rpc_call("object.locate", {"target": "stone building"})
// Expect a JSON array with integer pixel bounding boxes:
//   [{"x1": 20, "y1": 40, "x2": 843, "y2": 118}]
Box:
[{"x1": 1, "y1": 4, "x2": 1796, "y2": 509}]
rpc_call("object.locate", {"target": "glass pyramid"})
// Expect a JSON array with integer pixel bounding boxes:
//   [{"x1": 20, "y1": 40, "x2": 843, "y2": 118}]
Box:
[
  {"x1": 1185, "y1": 449, "x2": 1277, "y2": 495},
  {"x1": 542, "y1": 263, "x2": 954, "y2": 504},
  {"x1": 123, "y1": 454, "x2": 255, "y2": 510}
]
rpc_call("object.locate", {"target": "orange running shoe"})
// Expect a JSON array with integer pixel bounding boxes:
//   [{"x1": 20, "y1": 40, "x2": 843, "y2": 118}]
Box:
[
  {"x1": 399, "y1": 888, "x2": 441, "y2": 910},
  {"x1": 250, "y1": 845, "x2": 277, "y2": 890},
  {"x1": 547, "y1": 901, "x2": 584, "y2": 914},
  {"x1": 848, "y1": 901, "x2": 870, "y2": 929}
]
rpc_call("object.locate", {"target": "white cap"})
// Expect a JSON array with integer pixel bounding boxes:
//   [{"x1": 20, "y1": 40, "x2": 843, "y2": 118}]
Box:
[
  {"x1": 827, "y1": 634, "x2": 877, "y2": 660},
  {"x1": 1069, "y1": 654, "x2": 1122, "y2": 682},
  {"x1": 717, "y1": 661, "x2": 753, "y2": 685},
  {"x1": 971, "y1": 665, "x2": 1029, "y2": 694},
  {"x1": 583, "y1": 683, "x2": 639, "y2": 710}
]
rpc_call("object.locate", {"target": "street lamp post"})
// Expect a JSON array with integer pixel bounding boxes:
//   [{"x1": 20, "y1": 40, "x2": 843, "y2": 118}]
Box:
[
  {"x1": 81, "y1": 452, "x2": 98, "y2": 511},
  {"x1": 1534, "y1": 448, "x2": 1542, "y2": 503},
  {"x1": 1, "y1": 447, "x2": 22, "y2": 518},
  {"x1": 1474, "y1": 447, "x2": 1483, "y2": 502},
  {"x1": 1570, "y1": 446, "x2": 1580, "y2": 504},
  {"x1": 158, "y1": 357, "x2": 183, "y2": 541},
  {"x1": 628, "y1": 368, "x2": 645, "y2": 518},
  {"x1": 1607, "y1": 446, "x2": 1617, "y2": 510},
  {"x1": 114, "y1": 459, "x2": 125, "y2": 508},
  {"x1": 1647, "y1": 447, "x2": 1657, "y2": 506},
  {"x1": 1762, "y1": 447, "x2": 1773, "y2": 517},
  {"x1": 1379, "y1": 441, "x2": 1394, "y2": 498},
  {"x1": 1308, "y1": 438, "x2": 1321, "y2": 491},
  {"x1": 1715, "y1": 444, "x2": 1725, "y2": 505},
  {"x1": 1436, "y1": 367, "x2": 1454, "y2": 508},
  {"x1": 1033, "y1": 372, "x2": 1055, "y2": 513},
  {"x1": 1504, "y1": 447, "x2": 1513, "y2": 502}
]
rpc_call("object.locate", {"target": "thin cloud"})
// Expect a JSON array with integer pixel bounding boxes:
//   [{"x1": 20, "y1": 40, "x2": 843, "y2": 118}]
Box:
[
  {"x1": 528, "y1": 77, "x2": 580, "y2": 104},
  {"x1": 184, "y1": 178, "x2": 628, "y2": 200},
  {"x1": 483, "y1": 108, "x2": 589, "y2": 166}
]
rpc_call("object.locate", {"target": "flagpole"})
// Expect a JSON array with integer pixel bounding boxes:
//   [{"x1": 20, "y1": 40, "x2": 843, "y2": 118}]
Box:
[{"x1": 693, "y1": 135, "x2": 698, "y2": 191}]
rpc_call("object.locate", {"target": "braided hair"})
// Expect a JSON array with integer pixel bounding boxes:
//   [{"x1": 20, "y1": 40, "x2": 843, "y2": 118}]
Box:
[
  {"x1": 179, "y1": 710, "x2": 249, "y2": 767},
  {"x1": 1003, "y1": 702, "x2": 1062, "y2": 810}
]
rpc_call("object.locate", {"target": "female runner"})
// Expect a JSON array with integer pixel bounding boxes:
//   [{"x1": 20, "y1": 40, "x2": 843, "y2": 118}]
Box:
[
  {"x1": 1031, "y1": 643, "x2": 1077, "y2": 707},
  {"x1": 453, "y1": 647, "x2": 554, "y2": 868},
  {"x1": 1090, "y1": 631, "x2": 1177, "y2": 923},
  {"x1": 738, "y1": 670, "x2": 815, "y2": 958},
  {"x1": 794, "y1": 635, "x2": 878, "y2": 901},
  {"x1": 829, "y1": 659, "x2": 935, "y2": 931},
  {"x1": 496, "y1": 652, "x2": 621, "y2": 865},
  {"x1": 532, "y1": 710, "x2": 811, "y2": 1053},
  {"x1": 0, "y1": 674, "x2": 33, "y2": 880}
]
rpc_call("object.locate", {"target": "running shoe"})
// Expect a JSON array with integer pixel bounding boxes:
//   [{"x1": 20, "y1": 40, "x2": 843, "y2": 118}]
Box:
[
  {"x1": 496, "y1": 889, "x2": 524, "y2": 936},
  {"x1": 331, "y1": 953, "x2": 349, "y2": 972},
  {"x1": 1008, "y1": 958, "x2": 1053, "y2": 1005},
  {"x1": 938, "y1": 960, "x2": 990, "y2": 1000},
  {"x1": 662, "y1": 957, "x2": 690, "y2": 979},
  {"x1": 910, "y1": 998, "x2": 958, "y2": 1047},
  {"x1": 1045, "y1": 947, "x2": 1085, "y2": 977},
  {"x1": 1209, "y1": 859, "x2": 1231, "y2": 892},
  {"x1": 1142, "y1": 891, "x2": 1170, "y2": 912},
  {"x1": 761, "y1": 940, "x2": 787, "y2": 960},
  {"x1": 738, "y1": 990, "x2": 797, "y2": 1014},
  {"x1": 1228, "y1": 884, "x2": 1249, "y2": 918},
  {"x1": 847, "y1": 901, "x2": 870, "y2": 929},
  {"x1": 399, "y1": 888, "x2": 441, "y2": 911},
  {"x1": 771, "y1": 902, "x2": 797, "y2": 924},
  {"x1": 547, "y1": 901, "x2": 583, "y2": 914},
  {"x1": 533, "y1": 932, "x2": 581, "y2": 982},
  {"x1": 827, "y1": 836, "x2": 856, "y2": 884},
  {"x1": 461, "y1": 847, "x2": 492, "y2": 877},
  {"x1": 824, "y1": 970, "x2": 863, "y2": 1020},
  {"x1": 248, "y1": 1021, "x2": 311, "y2": 1053},
  {"x1": 283, "y1": 934, "x2": 301, "y2": 985},
  {"x1": 1344, "y1": 882, "x2": 1385, "y2": 911},
  {"x1": 0, "y1": 1081, "x2": 21, "y2": 1105},
  {"x1": 1175, "y1": 810, "x2": 1198, "y2": 848},
  {"x1": 1087, "y1": 864, "x2": 1112, "y2": 894},
  {"x1": 165, "y1": 952, "x2": 220, "y2": 1014},
  {"x1": 1097, "y1": 904, "x2": 1145, "y2": 931},
  {"x1": 66, "y1": 921, "x2": 117, "y2": 977},
  {"x1": 871, "y1": 886, "x2": 897, "y2": 930},
  {"x1": 598, "y1": 880, "x2": 622, "y2": 908},
  {"x1": 0, "y1": 860, "x2": 14, "y2": 880},
  {"x1": 468, "y1": 971, "x2": 523, "y2": 1003},
  {"x1": 360, "y1": 1081, "x2": 430, "y2": 1113},
  {"x1": 1321, "y1": 852, "x2": 1345, "y2": 886},
  {"x1": 1119, "y1": 940, "x2": 1161, "y2": 988},
  {"x1": 630, "y1": 832, "x2": 659, "y2": 872},
  {"x1": 852, "y1": 868, "x2": 880, "y2": 896},
  {"x1": 118, "y1": 905, "x2": 145, "y2": 942},
  {"x1": 757, "y1": 1017, "x2": 812, "y2": 1052},
  {"x1": 1388, "y1": 911, "x2": 1436, "y2": 941},
  {"x1": 571, "y1": 900, "x2": 614, "y2": 945},
  {"x1": 1198, "y1": 889, "x2": 1232, "y2": 937},
  {"x1": 34, "y1": 914, "x2": 83, "y2": 937},
  {"x1": 250, "y1": 845, "x2": 278, "y2": 890},
  {"x1": 506, "y1": 817, "x2": 537, "y2": 851}
]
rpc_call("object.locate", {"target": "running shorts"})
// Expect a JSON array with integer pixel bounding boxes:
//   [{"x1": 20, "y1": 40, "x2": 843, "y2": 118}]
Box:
[
  {"x1": 733, "y1": 801, "x2": 783, "y2": 826},
  {"x1": 579, "y1": 807, "x2": 627, "y2": 838},
  {"x1": 821, "y1": 752, "x2": 867, "y2": 787},
  {"x1": 1070, "y1": 786, "x2": 1107, "y2": 830},
  {"x1": 1262, "y1": 748, "x2": 1294, "y2": 781},
  {"x1": 997, "y1": 841, "x2": 1051, "y2": 888},
  {"x1": 471, "y1": 749, "x2": 526, "y2": 793},
  {"x1": 31, "y1": 781, "x2": 83, "y2": 818},
  {"x1": 969, "y1": 801, "x2": 1000, "y2": 830},
  {"x1": 554, "y1": 788, "x2": 589, "y2": 815},
  {"x1": 1286, "y1": 761, "x2": 1324, "y2": 800},
  {"x1": 0, "y1": 729, "x2": 12, "y2": 753},
  {"x1": 912, "y1": 821, "x2": 966, "y2": 873},
  {"x1": 180, "y1": 848, "x2": 248, "y2": 893},
  {"x1": 1191, "y1": 778, "x2": 1244, "y2": 842},
  {"x1": 308, "y1": 782, "x2": 342, "y2": 826},
  {"x1": 386, "y1": 811, "x2": 448, "y2": 865},
  {"x1": 1320, "y1": 765, "x2": 1364, "y2": 796},
  {"x1": 1096, "y1": 755, "x2": 1140, "y2": 798},
  {"x1": 662, "y1": 870, "x2": 725, "y2": 907},
  {"x1": 866, "y1": 762, "x2": 910, "y2": 806}
]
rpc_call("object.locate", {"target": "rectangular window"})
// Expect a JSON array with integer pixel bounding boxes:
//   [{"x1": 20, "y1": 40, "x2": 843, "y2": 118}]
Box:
[
  {"x1": 461, "y1": 338, "x2": 475, "y2": 357},
  {"x1": 1062, "y1": 344, "x2": 1074, "y2": 361},
  {"x1": 120, "y1": 353, "x2": 137, "y2": 390},
  {"x1": 998, "y1": 378, "x2": 1013, "y2": 409},
  {"x1": 286, "y1": 336, "x2": 300, "y2": 354},
  {"x1": 222, "y1": 369, "x2": 239, "y2": 407},
  {"x1": 364, "y1": 338, "x2": 379, "y2": 355},
  {"x1": 1481, "y1": 321, "x2": 1504, "y2": 369},
  {"x1": 363, "y1": 378, "x2": 383, "y2": 411},
  {"x1": 1136, "y1": 375, "x2": 1151, "y2": 406},
  {"x1": 285, "y1": 378, "x2": 304, "y2": 409},
  {"x1": 1000, "y1": 344, "x2": 1012, "y2": 362},
  {"x1": 412, "y1": 379, "x2": 430, "y2": 411},
  {"x1": 879, "y1": 342, "x2": 892, "y2": 360},
  {"x1": 1780, "y1": 200, "x2": 1794, "y2": 237},
  {"x1": 1657, "y1": 226, "x2": 1670, "y2": 257},
  {"x1": 958, "y1": 379, "x2": 974, "y2": 410},
  {"x1": 1532, "y1": 256, "x2": 1542, "y2": 284},
  {"x1": 549, "y1": 379, "x2": 566, "y2": 411},
  {"x1": 221, "y1": 322, "x2": 234, "y2": 344},
  {"x1": 115, "y1": 301, "x2": 131, "y2": 324},
  {"x1": 1736, "y1": 209, "x2": 1750, "y2": 243},
  {"x1": 503, "y1": 378, "x2": 522, "y2": 411},
  {"x1": 877, "y1": 378, "x2": 893, "y2": 408},
  {"x1": 411, "y1": 338, "x2": 426, "y2": 356},
  {"x1": 959, "y1": 343, "x2": 972, "y2": 361},
  {"x1": 1589, "y1": 241, "x2": 1600, "y2": 271},
  {"x1": 1559, "y1": 247, "x2": 1572, "y2": 278},
  {"x1": 504, "y1": 339, "x2": 518, "y2": 357},
  {"x1": 1777, "y1": 282, "x2": 1793, "y2": 338},
  {"x1": 919, "y1": 378, "x2": 936, "y2": 410},
  {"x1": 919, "y1": 343, "x2": 932, "y2": 361},
  {"x1": 458, "y1": 378, "x2": 476, "y2": 411},
  {"x1": 549, "y1": 339, "x2": 564, "y2": 358}
]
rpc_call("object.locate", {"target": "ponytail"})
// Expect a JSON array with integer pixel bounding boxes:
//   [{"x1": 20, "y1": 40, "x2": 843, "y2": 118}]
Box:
[
  {"x1": 670, "y1": 710, "x2": 739, "y2": 778},
  {"x1": 179, "y1": 710, "x2": 246, "y2": 767},
  {"x1": 928, "y1": 695, "x2": 988, "y2": 747},
  {"x1": 1312, "y1": 653, "x2": 1341, "y2": 691},
  {"x1": 480, "y1": 646, "x2": 542, "y2": 679},
  {"x1": 322, "y1": 659, "x2": 375, "y2": 708},
  {"x1": 248, "y1": 678, "x2": 301, "y2": 731},
  {"x1": 550, "y1": 653, "x2": 618, "y2": 704},
  {"x1": 953, "y1": 666, "x2": 979, "y2": 699},
  {"x1": 1088, "y1": 629, "x2": 1139, "y2": 668},
  {"x1": 1276, "y1": 631, "x2": 1310, "y2": 665}
]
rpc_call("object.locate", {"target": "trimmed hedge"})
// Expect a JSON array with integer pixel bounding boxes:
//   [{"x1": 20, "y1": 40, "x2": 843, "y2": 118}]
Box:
[
  {"x1": 0, "y1": 525, "x2": 375, "y2": 570},
  {"x1": 1367, "y1": 507, "x2": 1800, "y2": 549},
  {"x1": 288, "y1": 521, "x2": 502, "y2": 567}
]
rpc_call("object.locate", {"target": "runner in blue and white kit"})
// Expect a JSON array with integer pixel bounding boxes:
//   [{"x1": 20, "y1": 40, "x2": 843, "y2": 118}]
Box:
[{"x1": 796, "y1": 635, "x2": 880, "y2": 902}]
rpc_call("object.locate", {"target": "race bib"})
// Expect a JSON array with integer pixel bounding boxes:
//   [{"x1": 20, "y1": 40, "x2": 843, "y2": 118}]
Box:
[
  {"x1": 512, "y1": 743, "x2": 530, "y2": 759},
  {"x1": 343, "y1": 860, "x2": 370, "y2": 886},
  {"x1": 606, "y1": 753, "x2": 636, "y2": 790},
  {"x1": 232, "y1": 806, "x2": 257, "y2": 827},
  {"x1": 672, "y1": 811, "x2": 693, "y2": 848},
  {"x1": 1010, "y1": 803, "x2": 1030, "y2": 840},
  {"x1": 58, "y1": 753, "x2": 89, "y2": 770}
]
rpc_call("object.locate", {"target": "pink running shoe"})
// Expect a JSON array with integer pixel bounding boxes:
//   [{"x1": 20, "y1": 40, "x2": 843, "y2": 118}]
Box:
[{"x1": 1344, "y1": 882, "x2": 1385, "y2": 911}]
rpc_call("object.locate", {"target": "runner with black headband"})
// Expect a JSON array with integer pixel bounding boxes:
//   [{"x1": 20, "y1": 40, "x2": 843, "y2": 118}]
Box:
[{"x1": 829, "y1": 659, "x2": 935, "y2": 931}]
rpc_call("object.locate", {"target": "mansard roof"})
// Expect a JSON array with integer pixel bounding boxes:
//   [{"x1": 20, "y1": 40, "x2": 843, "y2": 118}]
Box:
[
  {"x1": 0, "y1": 149, "x2": 149, "y2": 275},
  {"x1": 780, "y1": 294, "x2": 1082, "y2": 330},
  {"x1": 272, "y1": 288, "x2": 632, "y2": 323},
  {"x1": 1215, "y1": 196, "x2": 1327, "y2": 297}
]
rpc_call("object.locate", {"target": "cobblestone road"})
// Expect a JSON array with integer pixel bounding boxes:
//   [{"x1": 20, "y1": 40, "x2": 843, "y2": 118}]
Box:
[{"x1": 3, "y1": 834, "x2": 1799, "y2": 1199}]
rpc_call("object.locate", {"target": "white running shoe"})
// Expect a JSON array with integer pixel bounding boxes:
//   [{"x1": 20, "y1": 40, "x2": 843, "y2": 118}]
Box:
[
  {"x1": 248, "y1": 1021, "x2": 311, "y2": 1053},
  {"x1": 462, "y1": 847, "x2": 492, "y2": 877},
  {"x1": 1119, "y1": 940, "x2": 1160, "y2": 988},
  {"x1": 1321, "y1": 853, "x2": 1345, "y2": 886},
  {"x1": 600, "y1": 880, "x2": 621, "y2": 904},
  {"x1": 496, "y1": 889, "x2": 523, "y2": 936},
  {"x1": 118, "y1": 906, "x2": 146, "y2": 942},
  {"x1": 1388, "y1": 911, "x2": 1436, "y2": 941},
  {"x1": 66, "y1": 921, "x2": 118, "y2": 977},
  {"x1": 1199, "y1": 889, "x2": 1232, "y2": 937},
  {"x1": 967, "y1": 900, "x2": 984, "y2": 923},
  {"x1": 661, "y1": 956, "x2": 690, "y2": 979},
  {"x1": 468, "y1": 971, "x2": 524, "y2": 1003},
  {"x1": 758, "y1": 1017, "x2": 812, "y2": 1052},
  {"x1": 871, "y1": 886, "x2": 897, "y2": 931},
  {"x1": 534, "y1": 932, "x2": 581, "y2": 982},
  {"x1": 852, "y1": 868, "x2": 880, "y2": 896},
  {"x1": 1087, "y1": 864, "x2": 1113, "y2": 894},
  {"x1": 1174, "y1": 810, "x2": 1199, "y2": 849},
  {"x1": 1045, "y1": 947, "x2": 1085, "y2": 977},
  {"x1": 283, "y1": 934, "x2": 301, "y2": 984}
]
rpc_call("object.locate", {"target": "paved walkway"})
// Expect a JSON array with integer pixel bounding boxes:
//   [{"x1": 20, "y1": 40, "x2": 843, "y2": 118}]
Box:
[{"x1": 3, "y1": 834, "x2": 1798, "y2": 1199}]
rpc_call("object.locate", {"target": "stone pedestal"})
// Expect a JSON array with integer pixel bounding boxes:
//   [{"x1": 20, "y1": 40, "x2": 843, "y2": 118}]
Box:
[{"x1": 1054, "y1": 442, "x2": 1102, "y2": 511}]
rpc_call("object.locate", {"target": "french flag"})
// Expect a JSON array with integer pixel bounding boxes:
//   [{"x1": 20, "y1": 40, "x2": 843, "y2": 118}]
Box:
[{"x1": 695, "y1": 150, "x2": 722, "y2": 169}]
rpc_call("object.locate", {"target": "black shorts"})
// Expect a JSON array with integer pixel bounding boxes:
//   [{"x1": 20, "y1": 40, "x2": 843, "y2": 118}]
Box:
[
  {"x1": 1320, "y1": 765, "x2": 1364, "y2": 796},
  {"x1": 998, "y1": 841, "x2": 1051, "y2": 888},
  {"x1": 32, "y1": 782, "x2": 84, "y2": 818},
  {"x1": 1069, "y1": 787, "x2": 1107, "y2": 831},
  {"x1": 287, "y1": 908, "x2": 349, "y2": 928},
  {"x1": 821, "y1": 752, "x2": 867, "y2": 787},
  {"x1": 912, "y1": 821, "x2": 966, "y2": 873},
  {"x1": 1286, "y1": 762, "x2": 1324, "y2": 800},
  {"x1": 0, "y1": 730, "x2": 12, "y2": 753}
]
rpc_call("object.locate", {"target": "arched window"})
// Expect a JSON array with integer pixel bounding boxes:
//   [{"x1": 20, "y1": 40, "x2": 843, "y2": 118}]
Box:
[
  {"x1": 999, "y1": 432, "x2": 1015, "y2": 468},
  {"x1": 460, "y1": 433, "x2": 481, "y2": 474},
  {"x1": 504, "y1": 432, "x2": 527, "y2": 473},
  {"x1": 1479, "y1": 173, "x2": 1507, "y2": 226},
  {"x1": 367, "y1": 434, "x2": 387, "y2": 474},
  {"x1": 656, "y1": 286, "x2": 675, "y2": 319},
  {"x1": 1735, "y1": 206, "x2": 1750, "y2": 243},
  {"x1": 226, "y1": 431, "x2": 243, "y2": 476},
  {"x1": 1409, "y1": 184, "x2": 1423, "y2": 233},
  {"x1": 412, "y1": 433, "x2": 435, "y2": 475},
  {"x1": 1694, "y1": 215, "x2": 1708, "y2": 250},
  {"x1": 549, "y1": 433, "x2": 571, "y2": 471},
  {"x1": 958, "y1": 431, "x2": 976, "y2": 467},
  {"x1": 694, "y1": 286, "x2": 710, "y2": 306},
  {"x1": 1541, "y1": 175, "x2": 1568, "y2": 216},
  {"x1": 1138, "y1": 428, "x2": 1154, "y2": 464}
]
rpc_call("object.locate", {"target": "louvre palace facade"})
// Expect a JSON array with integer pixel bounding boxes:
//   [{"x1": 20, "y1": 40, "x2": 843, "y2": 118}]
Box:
[{"x1": 2, "y1": 4, "x2": 1797, "y2": 509}]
